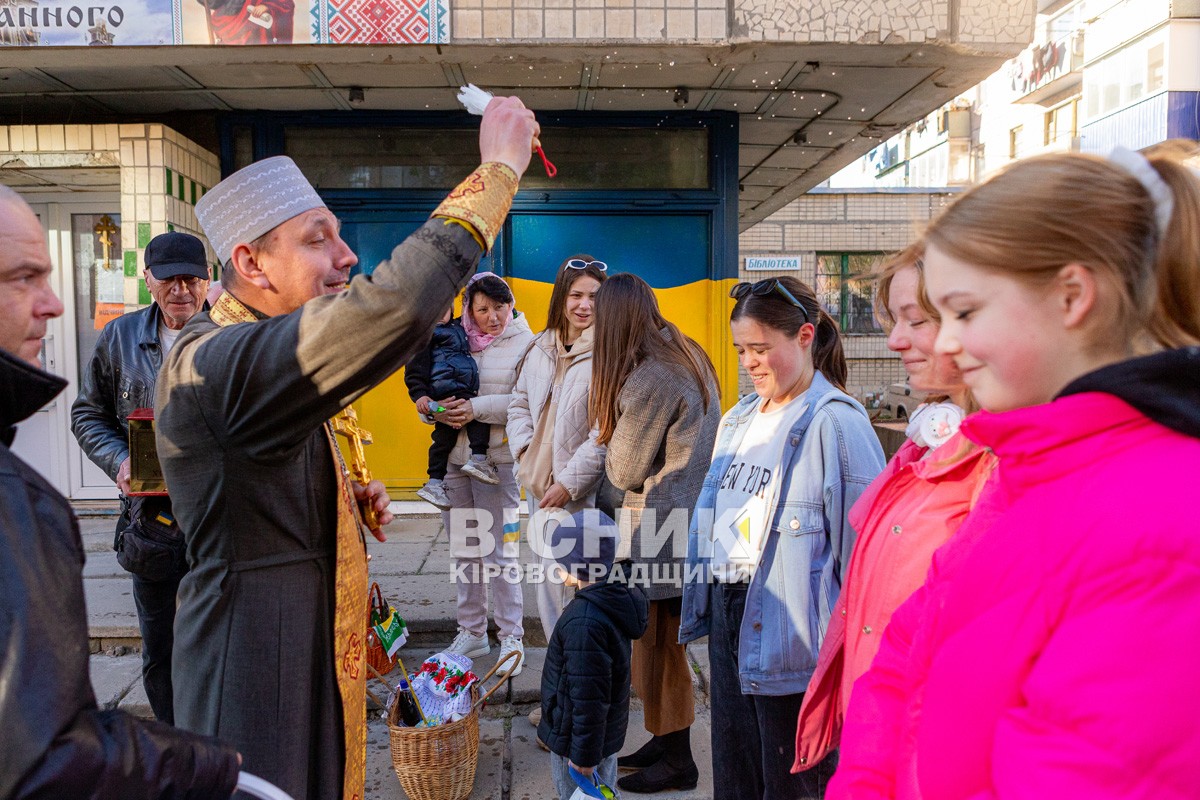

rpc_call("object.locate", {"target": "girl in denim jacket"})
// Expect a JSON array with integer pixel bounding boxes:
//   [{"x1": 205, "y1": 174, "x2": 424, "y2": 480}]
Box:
[{"x1": 679, "y1": 276, "x2": 884, "y2": 800}]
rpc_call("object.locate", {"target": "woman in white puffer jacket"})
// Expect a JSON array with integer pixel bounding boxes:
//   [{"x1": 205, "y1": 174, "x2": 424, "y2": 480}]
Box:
[
  {"x1": 507, "y1": 255, "x2": 608, "y2": 645},
  {"x1": 433, "y1": 273, "x2": 534, "y2": 675}
]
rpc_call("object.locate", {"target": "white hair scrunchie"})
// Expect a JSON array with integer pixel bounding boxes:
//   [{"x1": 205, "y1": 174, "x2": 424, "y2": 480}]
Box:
[{"x1": 1107, "y1": 146, "x2": 1174, "y2": 238}]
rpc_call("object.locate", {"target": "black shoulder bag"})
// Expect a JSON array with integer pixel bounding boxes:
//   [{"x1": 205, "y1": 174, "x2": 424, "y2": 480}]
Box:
[{"x1": 115, "y1": 496, "x2": 187, "y2": 581}]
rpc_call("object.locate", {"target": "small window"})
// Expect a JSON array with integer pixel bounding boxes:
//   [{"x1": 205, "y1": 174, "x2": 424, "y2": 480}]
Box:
[
  {"x1": 816, "y1": 252, "x2": 883, "y2": 334},
  {"x1": 231, "y1": 126, "x2": 253, "y2": 172},
  {"x1": 1147, "y1": 43, "x2": 1165, "y2": 94},
  {"x1": 1009, "y1": 125, "x2": 1024, "y2": 159},
  {"x1": 1044, "y1": 99, "x2": 1077, "y2": 146}
]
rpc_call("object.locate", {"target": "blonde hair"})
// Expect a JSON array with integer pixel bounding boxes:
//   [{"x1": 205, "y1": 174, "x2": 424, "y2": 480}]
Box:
[
  {"x1": 873, "y1": 241, "x2": 979, "y2": 415},
  {"x1": 873, "y1": 241, "x2": 935, "y2": 330},
  {"x1": 924, "y1": 139, "x2": 1200, "y2": 350}
]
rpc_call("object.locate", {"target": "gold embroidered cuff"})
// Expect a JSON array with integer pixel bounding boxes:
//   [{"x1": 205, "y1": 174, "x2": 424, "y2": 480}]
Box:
[{"x1": 431, "y1": 162, "x2": 519, "y2": 254}]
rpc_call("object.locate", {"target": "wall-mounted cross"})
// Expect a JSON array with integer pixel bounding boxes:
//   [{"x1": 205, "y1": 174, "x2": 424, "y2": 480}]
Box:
[{"x1": 94, "y1": 215, "x2": 118, "y2": 268}]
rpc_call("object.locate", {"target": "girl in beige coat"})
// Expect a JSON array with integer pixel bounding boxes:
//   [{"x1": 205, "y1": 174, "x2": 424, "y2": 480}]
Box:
[{"x1": 507, "y1": 256, "x2": 609, "y2": 644}]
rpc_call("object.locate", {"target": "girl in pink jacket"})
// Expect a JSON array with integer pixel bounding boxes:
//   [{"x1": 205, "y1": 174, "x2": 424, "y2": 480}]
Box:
[{"x1": 831, "y1": 141, "x2": 1200, "y2": 799}]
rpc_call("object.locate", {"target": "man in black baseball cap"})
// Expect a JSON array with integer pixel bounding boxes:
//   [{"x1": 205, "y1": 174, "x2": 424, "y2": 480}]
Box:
[
  {"x1": 144, "y1": 231, "x2": 211, "y2": 330},
  {"x1": 71, "y1": 229, "x2": 210, "y2": 726}
]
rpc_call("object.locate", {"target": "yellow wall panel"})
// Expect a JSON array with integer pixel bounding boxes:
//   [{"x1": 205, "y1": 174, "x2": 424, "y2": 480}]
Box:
[{"x1": 349, "y1": 277, "x2": 740, "y2": 495}]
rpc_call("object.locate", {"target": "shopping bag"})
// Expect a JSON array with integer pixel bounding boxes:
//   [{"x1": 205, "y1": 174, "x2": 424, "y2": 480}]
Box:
[{"x1": 567, "y1": 764, "x2": 616, "y2": 799}]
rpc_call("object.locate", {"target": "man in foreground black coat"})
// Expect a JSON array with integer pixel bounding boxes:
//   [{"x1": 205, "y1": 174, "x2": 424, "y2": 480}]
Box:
[{"x1": 0, "y1": 185, "x2": 240, "y2": 799}]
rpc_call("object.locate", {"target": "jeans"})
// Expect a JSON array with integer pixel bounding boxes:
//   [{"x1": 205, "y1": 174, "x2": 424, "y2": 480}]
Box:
[
  {"x1": 117, "y1": 508, "x2": 187, "y2": 724},
  {"x1": 551, "y1": 752, "x2": 619, "y2": 799},
  {"x1": 708, "y1": 581, "x2": 834, "y2": 800}
]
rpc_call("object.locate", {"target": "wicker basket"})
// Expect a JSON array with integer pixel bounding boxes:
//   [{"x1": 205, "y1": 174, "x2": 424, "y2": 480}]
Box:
[{"x1": 386, "y1": 650, "x2": 520, "y2": 800}]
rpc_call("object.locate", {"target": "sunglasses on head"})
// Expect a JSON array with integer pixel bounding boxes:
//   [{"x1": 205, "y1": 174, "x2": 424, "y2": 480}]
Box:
[
  {"x1": 729, "y1": 278, "x2": 810, "y2": 322},
  {"x1": 566, "y1": 259, "x2": 608, "y2": 272}
]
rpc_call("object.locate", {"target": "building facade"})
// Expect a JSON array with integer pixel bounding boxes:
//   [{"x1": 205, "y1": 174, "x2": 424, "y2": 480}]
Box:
[{"x1": 737, "y1": 0, "x2": 1195, "y2": 415}]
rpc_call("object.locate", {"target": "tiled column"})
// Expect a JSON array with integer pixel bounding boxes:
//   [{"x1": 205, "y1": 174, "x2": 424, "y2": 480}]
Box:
[{"x1": 118, "y1": 124, "x2": 220, "y2": 308}]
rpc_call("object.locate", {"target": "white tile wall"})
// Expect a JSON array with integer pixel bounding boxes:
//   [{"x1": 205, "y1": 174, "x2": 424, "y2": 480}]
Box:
[
  {"x1": 1, "y1": 123, "x2": 221, "y2": 310},
  {"x1": 736, "y1": 191, "x2": 958, "y2": 403}
]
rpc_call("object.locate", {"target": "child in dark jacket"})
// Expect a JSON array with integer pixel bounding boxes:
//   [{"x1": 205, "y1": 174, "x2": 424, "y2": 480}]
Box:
[
  {"x1": 540, "y1": 510, "x2": 649, "y2": 798},
  {"x1": 405, "y1": 305, "x2": 498, "y2": 509}
]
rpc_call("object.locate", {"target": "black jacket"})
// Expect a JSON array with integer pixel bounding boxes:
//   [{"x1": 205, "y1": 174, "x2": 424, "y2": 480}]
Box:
[
  {"x1": 539, "y1": 578, "x2": 649, "y2": 768},
  {"x1": 404, "y1": 318, "x2": 479, "y2": 402},
  {"x1": 1059, "y1": 346, "x2": 1200, "y2": 437},
  {"x1": 71, "y1": 303, "x2": 177, "y2": 482},
  {"x1": 0, "y1": 349, "x2": 239, "y2": 799}
]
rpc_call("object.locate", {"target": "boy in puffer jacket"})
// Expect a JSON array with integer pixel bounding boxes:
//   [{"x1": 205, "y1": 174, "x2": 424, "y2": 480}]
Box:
[
  {"x1": 540, "y1": 510, "x2": 649, "y2": 798},
  {"x1": 405, "y1": 305, "x2": 497, "y2": 508}
]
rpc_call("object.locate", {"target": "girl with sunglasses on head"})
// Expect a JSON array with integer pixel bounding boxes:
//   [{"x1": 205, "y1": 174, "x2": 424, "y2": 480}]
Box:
[
  {"x1": 831, "y1": 142, "x2": 1200, "y2": 799},
  {"x1": 792, "y1": 244, "x2": 997, "y2": 776},
  {"x1": 678, "y1": 275, "x2": 885, "y2": 800},
  {"x1": 507, "y1": 255, "x2": 608, "y2": 673},
  {"x1": 588, "y1": 273, "x2": 721, "y2": 793}
]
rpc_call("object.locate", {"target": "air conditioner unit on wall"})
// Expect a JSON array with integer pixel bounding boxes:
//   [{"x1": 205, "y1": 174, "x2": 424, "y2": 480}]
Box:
[{"x1": 946, "y1": 109, "x2": 971, "y2": 139}]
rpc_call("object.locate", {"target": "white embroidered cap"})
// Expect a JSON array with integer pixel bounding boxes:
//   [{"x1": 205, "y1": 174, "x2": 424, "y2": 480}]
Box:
[{"x1": 195, "y1": 156, "x2": 325, "y2": 264}]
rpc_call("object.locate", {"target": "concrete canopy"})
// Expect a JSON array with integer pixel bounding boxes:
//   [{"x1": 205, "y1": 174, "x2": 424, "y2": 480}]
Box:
[{"x1": 0, "y1": 38, "x2": 1030, "y2": 229}]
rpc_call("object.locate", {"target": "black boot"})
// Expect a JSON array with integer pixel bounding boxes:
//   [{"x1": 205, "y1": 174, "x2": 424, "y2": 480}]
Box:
[
  {"x1": 616, "y1": 728, "x2": 699, "y2": 793},
  {"x1": 618, "y1": 735, "x2": 665, "y2": 771}
]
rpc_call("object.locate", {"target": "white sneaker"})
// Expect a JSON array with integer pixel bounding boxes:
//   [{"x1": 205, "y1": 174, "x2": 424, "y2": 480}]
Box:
[
  {"x1": 461, "y1": 458, "x2": 500, "y2": 485},
  {"x1": 416, "y1": 480, "x2": 451, "y2": 510},
  {"x1": 498, "y1": 635, "x2": 525, "y2": 677},
  {"x1": 447, "y1": 628, "x2": 490, "y2": 659}
]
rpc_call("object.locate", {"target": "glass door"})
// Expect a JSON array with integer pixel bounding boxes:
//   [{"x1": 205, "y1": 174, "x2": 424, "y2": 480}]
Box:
[{"x1": 64, "y1": 204, "x2": 125, "y2": 500}]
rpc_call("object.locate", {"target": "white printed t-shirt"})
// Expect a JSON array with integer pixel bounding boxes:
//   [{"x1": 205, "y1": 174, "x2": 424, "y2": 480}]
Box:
[{"x1": 710, "y1": 396, "x2": 810, "y2": 582}]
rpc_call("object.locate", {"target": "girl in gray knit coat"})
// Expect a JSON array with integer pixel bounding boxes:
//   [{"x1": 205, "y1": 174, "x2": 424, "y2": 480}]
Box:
[{"x1": 589, "y1": 273, "x2": 721, "y2": 794}]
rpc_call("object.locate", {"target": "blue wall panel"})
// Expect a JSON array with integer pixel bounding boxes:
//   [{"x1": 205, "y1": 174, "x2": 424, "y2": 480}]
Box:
[
  {"x1": 1080, "y1": 92, "x2": 1169, "y2": 153},
  {"x1": 1167, "y1": 91, "x2": 1200, "y2": 140},
  {"x1": 508, "y1": 213, "x2": 709, "y2": 288}
]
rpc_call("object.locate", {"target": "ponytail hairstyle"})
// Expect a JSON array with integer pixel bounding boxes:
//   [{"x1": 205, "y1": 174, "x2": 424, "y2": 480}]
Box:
[
  {"x1": 590, "y1": 273, "x2": 719, "y2": 446},
  {"x1": 545, "y1": 253, "x2": 607, "y2": 343},
  {"x1": 1141, "y1": 139, "x2": 1200, "y2": 347},
  {"x1": 923, "y1": 139, "x2": 1200, "y2": 350},
  {"x1": 730, "y1": 275, "x2": 848, "y2": 390}
]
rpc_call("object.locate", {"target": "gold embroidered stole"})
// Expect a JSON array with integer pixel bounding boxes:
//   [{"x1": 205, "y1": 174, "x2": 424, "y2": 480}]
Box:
[{"x1": 209, "y1": 292, "x2": 369, "y2": 800}]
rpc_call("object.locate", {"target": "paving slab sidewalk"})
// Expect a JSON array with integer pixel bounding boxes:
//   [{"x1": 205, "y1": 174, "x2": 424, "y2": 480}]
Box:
[
  {"x1": 91, "y1": 643, "x2": 714, "y2": 800},
  {"x1": 82, "y1": 513, "x2": 551, "y2": 647}
]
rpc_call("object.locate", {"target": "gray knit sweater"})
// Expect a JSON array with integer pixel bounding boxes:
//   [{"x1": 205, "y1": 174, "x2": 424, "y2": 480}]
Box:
[{"x1": 605, "y1": 356, "x2": 721, "y2": 600}]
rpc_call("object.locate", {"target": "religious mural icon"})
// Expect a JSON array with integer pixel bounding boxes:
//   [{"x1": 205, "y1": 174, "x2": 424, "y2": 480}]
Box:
[
  {"x1": 0, "y1": 0, "x2": 446, "y2": 45},
  {"x1": 182, "y1": 0, "x2": 312, "y2": 44}
]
